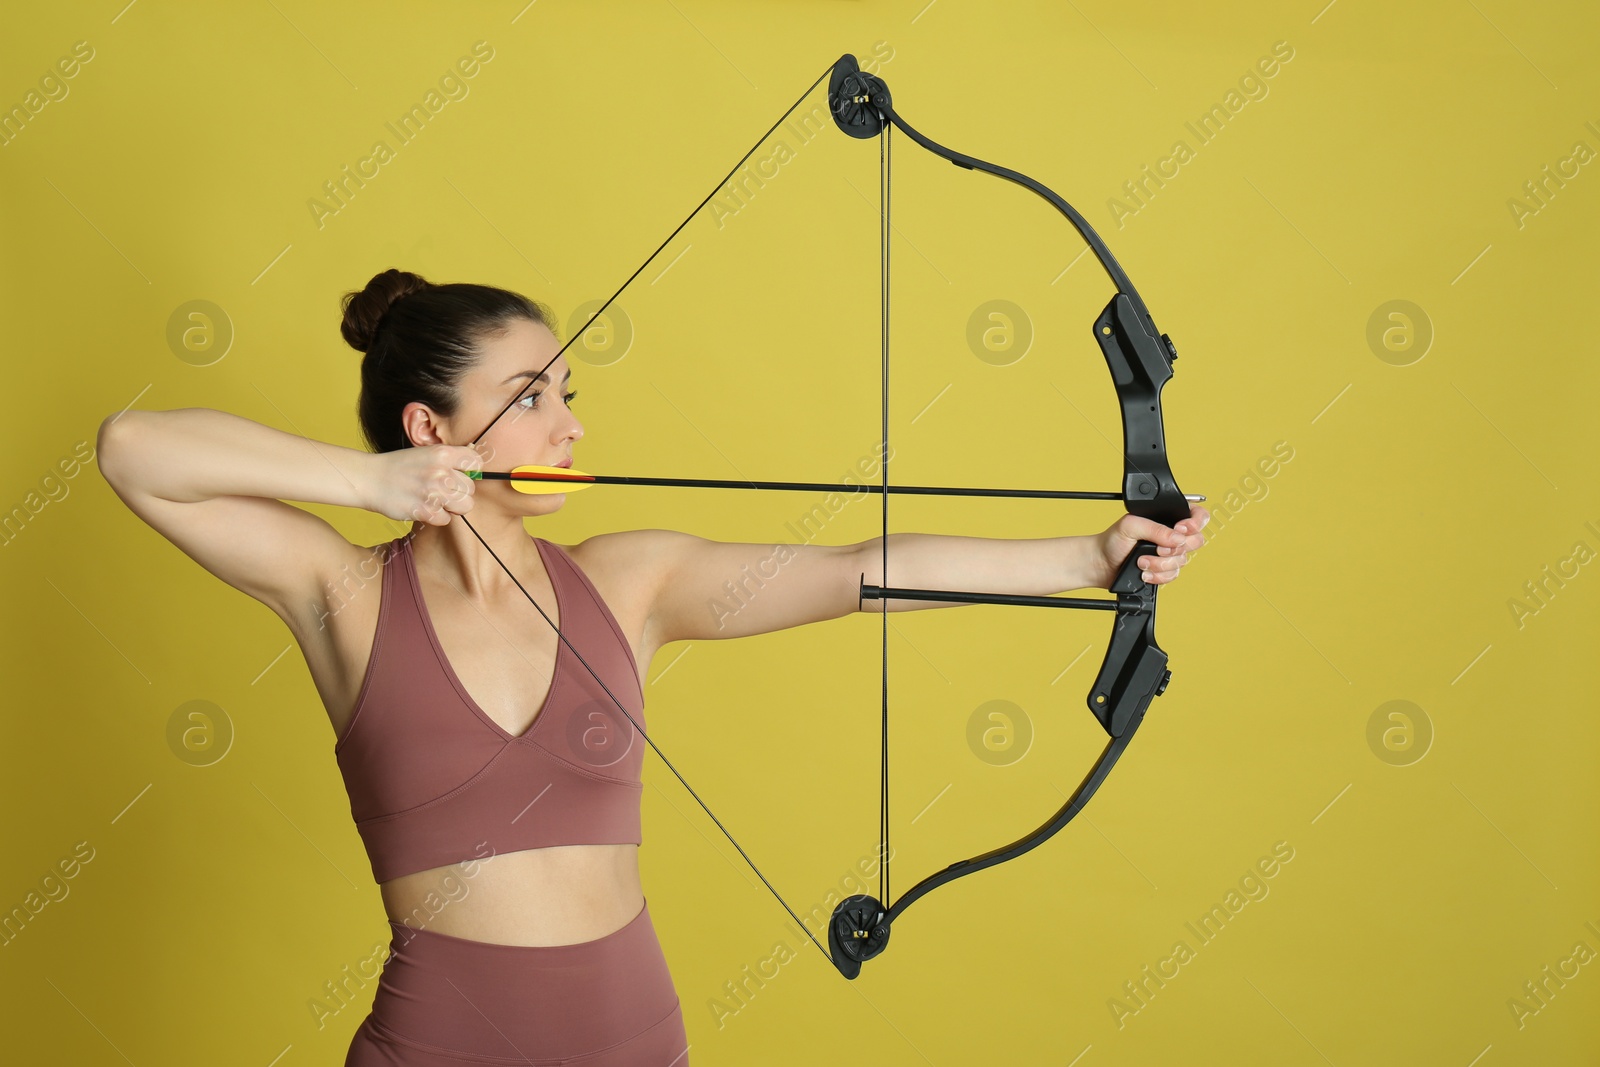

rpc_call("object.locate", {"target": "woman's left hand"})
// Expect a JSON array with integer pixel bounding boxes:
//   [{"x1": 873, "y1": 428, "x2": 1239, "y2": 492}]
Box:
[{"x1": 1098, "y1": 504, "x2": 1209, "y2": 586}]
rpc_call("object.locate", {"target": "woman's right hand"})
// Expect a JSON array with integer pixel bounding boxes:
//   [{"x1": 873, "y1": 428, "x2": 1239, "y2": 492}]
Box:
[{"x1": 364, "y1": 444, "x2": 485, "y2": 525}]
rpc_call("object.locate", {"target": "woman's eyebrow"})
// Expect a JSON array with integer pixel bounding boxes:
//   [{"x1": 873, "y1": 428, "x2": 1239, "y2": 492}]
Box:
[{"x1": 501, "y1": 367, "x2": 573, "y2": 386}]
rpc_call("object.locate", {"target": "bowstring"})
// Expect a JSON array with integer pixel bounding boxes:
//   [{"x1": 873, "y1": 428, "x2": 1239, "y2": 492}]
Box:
[{"x1": 449, "y1": 61, "x2": 840, "y2": 964}]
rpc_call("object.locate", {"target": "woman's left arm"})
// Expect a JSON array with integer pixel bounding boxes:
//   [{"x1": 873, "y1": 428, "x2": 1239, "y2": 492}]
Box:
[
  {"x1": 858, "y1": 504, "x2": 1209, "y2": 600},
  {"x1": 608, "y1": 505, "x2": 1208, "y2": 648}
]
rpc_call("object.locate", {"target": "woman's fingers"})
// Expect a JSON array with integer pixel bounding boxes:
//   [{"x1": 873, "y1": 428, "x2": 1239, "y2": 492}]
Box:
[
  {"x1": 1138, "y1": 555, "x2": 1186, "y2": 583},
  {"x1": 1114, "y1": 503, "x2": 1207, "y2": 583},
  {"x1": 1119, "y1": 515, "x2": 1188, "y2": 552},
  {"x1": 1158, "y1": 505, "x2": 1209, "y2": 555}
]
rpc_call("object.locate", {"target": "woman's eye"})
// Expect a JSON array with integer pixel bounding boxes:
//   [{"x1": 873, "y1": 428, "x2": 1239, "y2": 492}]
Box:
[{"x1": 516, "y1": 389, "x2": 576, "y2": 410}]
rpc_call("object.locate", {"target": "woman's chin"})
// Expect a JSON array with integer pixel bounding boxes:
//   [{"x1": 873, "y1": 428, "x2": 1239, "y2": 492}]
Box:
[{"x1": 520, "y1": 493, "x2": 566, "y2": 516}]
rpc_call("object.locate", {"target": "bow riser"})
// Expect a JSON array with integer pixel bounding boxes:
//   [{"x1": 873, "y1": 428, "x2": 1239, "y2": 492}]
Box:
[{"x1": 1088, "y1": 292, "x2": 1186, "y2": 737}]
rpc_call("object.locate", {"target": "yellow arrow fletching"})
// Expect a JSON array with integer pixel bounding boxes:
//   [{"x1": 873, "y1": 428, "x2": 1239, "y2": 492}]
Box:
[{"x1": 501, "y1": 465, "x2": 597, "y2": 494}]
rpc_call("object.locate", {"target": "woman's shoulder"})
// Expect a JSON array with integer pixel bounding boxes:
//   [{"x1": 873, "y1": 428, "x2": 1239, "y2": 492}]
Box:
[{"x1": 558, "y1": 528, "x2": 695, "y2": 585}]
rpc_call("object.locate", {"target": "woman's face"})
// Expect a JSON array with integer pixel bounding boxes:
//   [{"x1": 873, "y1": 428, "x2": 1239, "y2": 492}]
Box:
[{"x1": 454, "y1": 317, "x2": 584, "y2": 514}]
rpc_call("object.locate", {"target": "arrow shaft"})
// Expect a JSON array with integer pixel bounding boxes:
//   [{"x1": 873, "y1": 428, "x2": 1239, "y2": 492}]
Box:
[{"x1": 475, "y1": 470, "x2": 1202, "y2": 502}]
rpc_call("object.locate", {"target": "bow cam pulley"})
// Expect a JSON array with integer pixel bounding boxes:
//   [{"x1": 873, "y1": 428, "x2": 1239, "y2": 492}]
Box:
[
  {"x1": 828, "y1": 894, "x2": 892, "y2": 979},
  {"x1": 829, "y1": 54, "x2": 891, "y2": 139}
]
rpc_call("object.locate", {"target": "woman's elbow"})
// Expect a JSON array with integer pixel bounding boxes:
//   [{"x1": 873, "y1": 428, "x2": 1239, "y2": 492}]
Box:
[{"x1": 95, "y1": 410, "x2": 141, "y2": 489}]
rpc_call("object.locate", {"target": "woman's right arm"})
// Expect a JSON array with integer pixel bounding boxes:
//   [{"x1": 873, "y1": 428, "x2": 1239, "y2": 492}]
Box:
[{"x1": 95, "y1": 408, "x2": 478, "y2": 629}]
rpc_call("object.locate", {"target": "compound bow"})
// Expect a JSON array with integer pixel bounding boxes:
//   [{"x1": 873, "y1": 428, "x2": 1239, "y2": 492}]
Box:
[{"x1": 453, "y1": 53, "x2": 1192, "y2": 981}]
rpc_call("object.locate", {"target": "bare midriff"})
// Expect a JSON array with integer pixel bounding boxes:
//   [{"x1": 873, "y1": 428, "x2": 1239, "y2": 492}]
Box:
[{"x1": 378, "y1": 843, "x2": 644, "y2": 946}]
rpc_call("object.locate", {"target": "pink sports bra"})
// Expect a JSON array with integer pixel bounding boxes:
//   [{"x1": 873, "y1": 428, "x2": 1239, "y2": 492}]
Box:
[{"x1": 334, "y1": 533, "x2": 645, "y2": 884}]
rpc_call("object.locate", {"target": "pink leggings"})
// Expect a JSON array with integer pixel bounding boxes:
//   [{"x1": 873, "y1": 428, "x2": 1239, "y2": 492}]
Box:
[{"x1": 345, "y1": 900, "x2": 688, "y2": 1066}]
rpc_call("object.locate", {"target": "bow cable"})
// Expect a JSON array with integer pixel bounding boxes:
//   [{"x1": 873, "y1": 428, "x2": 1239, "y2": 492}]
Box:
[{"x1": 877, "y1": 123, "x2": 891, "y2": 910}]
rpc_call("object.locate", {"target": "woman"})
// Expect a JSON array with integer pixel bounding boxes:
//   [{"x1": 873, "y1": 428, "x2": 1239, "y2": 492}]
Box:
[{"x1": 96, "y1": 269, "x2": 1206, "y2": 1065}]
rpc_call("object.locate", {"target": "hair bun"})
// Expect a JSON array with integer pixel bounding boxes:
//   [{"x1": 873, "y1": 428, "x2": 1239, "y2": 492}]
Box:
[{"x1": 340, "y1": 269, "x2": 434, "y2": 353}]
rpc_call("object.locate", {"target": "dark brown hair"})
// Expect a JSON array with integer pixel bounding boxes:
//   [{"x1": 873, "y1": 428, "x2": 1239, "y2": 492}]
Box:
[{"x1": 340, "y1": 268, "x2": 557, "y2": 453}]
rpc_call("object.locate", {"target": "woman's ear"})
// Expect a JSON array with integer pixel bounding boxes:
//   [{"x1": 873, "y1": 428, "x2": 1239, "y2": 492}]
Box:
[{"x1": 399, "y1": 401, "x2": 448, "y2": 448}]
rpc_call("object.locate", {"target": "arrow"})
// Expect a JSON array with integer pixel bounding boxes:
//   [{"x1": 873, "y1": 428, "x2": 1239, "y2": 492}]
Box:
[{"x1": 468, "y1": 465, "x2": 1206, "y2": 502}]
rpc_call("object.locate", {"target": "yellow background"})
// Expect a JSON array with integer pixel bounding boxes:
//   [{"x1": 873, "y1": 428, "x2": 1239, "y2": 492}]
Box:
[{"x1": 2, "y1": 1, "x2": 1597, "y2": 1063}]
